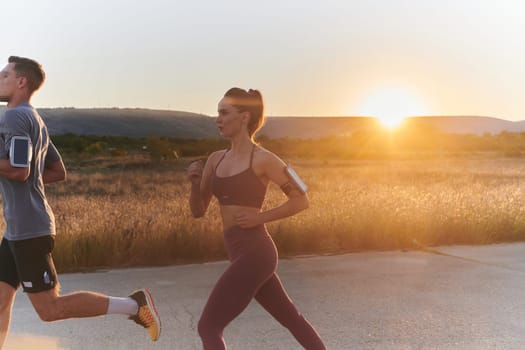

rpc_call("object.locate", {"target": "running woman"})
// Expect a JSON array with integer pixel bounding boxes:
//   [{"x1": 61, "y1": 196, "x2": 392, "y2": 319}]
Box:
[
  {"x1": 187, "y1": 87, "x2": 326, "y2": 349},
  {"x1": 0, "y1": 56, "x2": 160, "y2": 349}
]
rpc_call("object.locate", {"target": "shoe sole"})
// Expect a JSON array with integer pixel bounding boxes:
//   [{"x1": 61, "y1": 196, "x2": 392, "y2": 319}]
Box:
[{"x1": 143, "y1": 288, "x2": 161, "y2": 341}]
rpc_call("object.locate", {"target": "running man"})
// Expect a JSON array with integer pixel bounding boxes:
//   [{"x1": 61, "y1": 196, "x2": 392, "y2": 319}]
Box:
[{"x1": 0, "y1": 56, "x2": 161, "y2": 348}]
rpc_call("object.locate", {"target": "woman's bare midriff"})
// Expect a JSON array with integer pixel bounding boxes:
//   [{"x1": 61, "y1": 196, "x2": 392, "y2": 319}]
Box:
[{"x1": 220, "y1": 205, "x2": 261, "y2": 232}]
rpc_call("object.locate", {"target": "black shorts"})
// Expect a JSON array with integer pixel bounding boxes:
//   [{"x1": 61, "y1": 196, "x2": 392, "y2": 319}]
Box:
[{"x1": 0, "y1": 235, "x2": 58, "y2": 293}]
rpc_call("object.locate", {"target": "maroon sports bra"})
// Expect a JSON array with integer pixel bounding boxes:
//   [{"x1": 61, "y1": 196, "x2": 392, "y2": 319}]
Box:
[{"x1": 211, "y1": 146, "x2": 266, "y2": 208}]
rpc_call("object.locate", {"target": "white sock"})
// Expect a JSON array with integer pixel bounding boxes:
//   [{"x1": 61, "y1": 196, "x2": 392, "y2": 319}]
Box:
[{"x1": 107, "y1": 296, "x2": 139, "y2": 316}]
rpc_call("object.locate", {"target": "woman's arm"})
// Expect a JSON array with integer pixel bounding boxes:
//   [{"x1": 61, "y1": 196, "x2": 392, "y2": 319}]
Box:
[
  {"x1": 234, "y1": 151, "x2": 309, "y2": 228},
  {"x1": 187, "y1": 151, "x2": 222, "y2": 218}
]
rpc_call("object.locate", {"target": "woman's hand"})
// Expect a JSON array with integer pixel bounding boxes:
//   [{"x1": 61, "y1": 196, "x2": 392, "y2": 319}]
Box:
[
  {"x1": 187, "y1": 159, "x2": 204, "y2": 185},
  {"x1": 234, "y1": 209, "x2": 263, "y2": 228}
]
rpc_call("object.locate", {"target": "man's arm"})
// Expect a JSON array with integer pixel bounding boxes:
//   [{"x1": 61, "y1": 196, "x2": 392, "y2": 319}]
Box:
[
  {"x1": 42, "y1": 141, "x2": 66, "y2": 184},
  {"x1": 0, "y1": 109, "x2": 31, "y2": 181},
  {"x1": 0, "y1": 159, "x2": 29, "y2": 182},
  {"x1": 43, "y1": 159, "x2": 66, "y2": 184},
  {"x1": 0, "y1": 147, "x2": 66, "y2": 184}
]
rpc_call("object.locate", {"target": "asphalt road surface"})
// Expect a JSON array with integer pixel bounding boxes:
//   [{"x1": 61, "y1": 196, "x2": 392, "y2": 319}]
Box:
[{"x1": 6, "y1": 243, "x2": 525, "y2": 350}]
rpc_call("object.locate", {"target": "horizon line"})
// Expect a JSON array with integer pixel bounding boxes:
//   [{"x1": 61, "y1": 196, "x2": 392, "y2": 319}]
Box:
[{"x1": 1, "y1": 105, "x2": 521, "y2": 122}]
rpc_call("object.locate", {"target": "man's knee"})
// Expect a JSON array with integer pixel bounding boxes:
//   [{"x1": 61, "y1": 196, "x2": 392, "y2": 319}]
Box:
[
  {"x1": 33, "y1": 299, "x2": 64, "y2": 322},
  {"x1": 29, "y1": 287, "x2": 63, "y2": 322}
]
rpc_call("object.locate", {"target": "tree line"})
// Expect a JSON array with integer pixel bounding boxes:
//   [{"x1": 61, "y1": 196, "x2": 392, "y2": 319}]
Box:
[{"x1": 51, "y1": 122, "x2": 525, "y2": 162}]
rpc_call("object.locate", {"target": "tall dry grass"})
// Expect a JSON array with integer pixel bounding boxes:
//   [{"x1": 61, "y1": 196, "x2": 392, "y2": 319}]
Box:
[
  {"x1": 47, "y1": 165, "x2": 226, "y2": 271},
  {"x1": 270, "y1": 158, "x2": 525, "y2": 255},
  {"x1": 2, "y1": 156, "x2": 524, "y2": 272}
]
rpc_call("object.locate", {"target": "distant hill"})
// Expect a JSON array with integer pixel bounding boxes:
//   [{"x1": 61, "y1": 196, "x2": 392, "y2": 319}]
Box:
[
  {"x1": 0, "y1": 107, "x2": 220, "y2": 139},
  {"x1": 261, "y1": 117, "x2": 377, "y2": 138},
  {"x1": 408, "y1": 116, "x2": 525, "y2": 135},
  {"x1": 39, "y1": 108, "x2": 220, "y2": 139},
  {"x1": 260, "y1": 116, "x2": 525, "y2": 138},
  {"x1": 0, "y1": 106, "x2": 524, "y2": 139}
]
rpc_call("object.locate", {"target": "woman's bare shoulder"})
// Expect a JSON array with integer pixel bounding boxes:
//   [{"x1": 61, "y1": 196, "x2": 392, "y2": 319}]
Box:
[
  {"x1": 206, "y1": 149, "x2": 228, "y2": 167},
  {"x1": 253, "y1": 145, "x2": 285, "y2": 168},
  {"x1": 209, "y1": 149, "x2": 228, "y2": 159}
]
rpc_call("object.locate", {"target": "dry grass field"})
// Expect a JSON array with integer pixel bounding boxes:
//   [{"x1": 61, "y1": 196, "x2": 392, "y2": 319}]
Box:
[{"x1": 3, "y1": 155, "x2": 525, "y2": 272}]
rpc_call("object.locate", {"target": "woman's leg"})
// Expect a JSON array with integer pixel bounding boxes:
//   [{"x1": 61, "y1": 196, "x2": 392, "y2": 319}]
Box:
[
  {"x1": 255, "y1": 273, "x2": 327, "y2": 350},
  {"x1": 198, "y1": 252, "x2": 275, "y2": 349}
]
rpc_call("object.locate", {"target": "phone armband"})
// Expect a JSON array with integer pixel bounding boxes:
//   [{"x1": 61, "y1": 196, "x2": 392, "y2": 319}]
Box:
[
  {"x1": 9, "y1": 136, "x2": 32, "y2": 168},
  {"x1": 280, "y1": 165, "x2": 308, "y2": 195}
]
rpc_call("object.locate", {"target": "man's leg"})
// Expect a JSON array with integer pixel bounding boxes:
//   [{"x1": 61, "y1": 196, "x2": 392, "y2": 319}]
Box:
[
  {"x1": 27, "y1": 286, "x2": 161, "y2": 341},
  {"x1": 11, "y1": 236, "x2": 160, "y2": 341},
  {"x1": 13, "y1": 235, "x2": 110, "y2": 321},
  {"x1": 0, "y1": 238, "x2": 20, "y2": 350},
  {"x1": 27, "y1": 284, "x2": 109, "y2": 321},
  {"x1": 0, "y1": 282, "x2": 16, "y2": 350}
]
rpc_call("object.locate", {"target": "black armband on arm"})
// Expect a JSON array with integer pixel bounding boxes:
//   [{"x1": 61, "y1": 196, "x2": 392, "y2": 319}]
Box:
[{"x1": 280, "y1": 182, "x2": 294, "y2": 195}]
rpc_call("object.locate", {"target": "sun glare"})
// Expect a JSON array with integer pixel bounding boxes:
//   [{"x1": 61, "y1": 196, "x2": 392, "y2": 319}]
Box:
[{"x1": 358, "y1": 87, "x2": 428, "y2": 129}]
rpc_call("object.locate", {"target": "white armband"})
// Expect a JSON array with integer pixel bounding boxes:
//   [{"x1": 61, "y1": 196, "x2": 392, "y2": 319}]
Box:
[
  {"x1": 280, "y1": 165, "x2": 308, "y2": 195},
  {"x1": 9, "y1": 136, "x2": 32, "y2": 168}
]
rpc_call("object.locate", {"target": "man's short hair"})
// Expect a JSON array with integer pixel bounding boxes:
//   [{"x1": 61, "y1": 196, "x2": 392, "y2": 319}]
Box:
[{"x1": 8, "y1": 56, "x2": 45, "y2": 93}]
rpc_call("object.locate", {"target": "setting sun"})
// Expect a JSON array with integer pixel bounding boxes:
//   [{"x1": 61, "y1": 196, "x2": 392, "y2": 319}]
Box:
[{"x1": 358, "y1": 87, "x2": 429, "y2": 129}]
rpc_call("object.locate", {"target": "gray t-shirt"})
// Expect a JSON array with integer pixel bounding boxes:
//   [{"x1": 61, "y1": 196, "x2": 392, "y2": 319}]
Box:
[{"x1": 0, "y1": 102, "x2": 61, "y2": 240}]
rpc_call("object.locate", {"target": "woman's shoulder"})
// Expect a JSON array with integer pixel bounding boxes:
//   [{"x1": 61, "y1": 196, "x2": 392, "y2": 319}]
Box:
[
  {"x1": 254, "y1": 145, "x2": 273, "y2": 159},
  {"x1": 253, "y1": 145, "x2": 285, "y2": 168},
  {"x1": 209, "y1": 149, "x2": 228, "y2": 159},
  {"x1": 206, "y1": 149, "x2": 228, "y2": 167}
]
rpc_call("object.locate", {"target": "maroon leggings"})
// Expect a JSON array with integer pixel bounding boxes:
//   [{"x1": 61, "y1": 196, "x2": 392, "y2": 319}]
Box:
[{"x1": 198, "y1": 225, "x2": 326, "y2": 350}]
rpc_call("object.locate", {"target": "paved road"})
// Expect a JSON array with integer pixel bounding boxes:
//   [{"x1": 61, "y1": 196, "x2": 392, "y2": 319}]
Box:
[{"x1": 5, "y1": 243, "x2": 525, "y2": 350}]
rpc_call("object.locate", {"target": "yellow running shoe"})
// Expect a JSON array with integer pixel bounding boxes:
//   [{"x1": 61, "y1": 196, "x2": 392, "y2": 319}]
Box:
[{"x1": 128, "y1": 288, "x2": 161, "y2": 341}]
